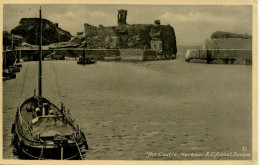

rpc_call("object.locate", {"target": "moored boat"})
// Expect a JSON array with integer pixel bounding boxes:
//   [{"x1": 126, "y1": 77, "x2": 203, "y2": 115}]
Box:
[
  {"x1": 12, "y1": 95, "x2": 88, "y2": 159},
  {"x1": 3, "y1": 71, "x2": 16, "y2": 80},
  {"x1": 15, "y1": 63, "x2": 22, "y2": 68},
  {"x1": 3, "y1": 51, "x2": 16, "y2": 80},
  {"x1": 9, "y1": 66, "x2": 20, "y2": 73},
  {"x1": 77, "y1": 57, "x2": 96, "y2": 65},
  {"x1": 11, "y1": 7, "x2": 88, "y2": 160},
  {"x1": 77, "y1": 49, "x2": 97, "y2": 65}
]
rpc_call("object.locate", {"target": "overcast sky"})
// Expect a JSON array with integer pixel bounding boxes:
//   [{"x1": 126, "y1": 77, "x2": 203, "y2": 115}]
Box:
[{"x1": 3, "y1": 4, "x2": 252, "y2": 46}]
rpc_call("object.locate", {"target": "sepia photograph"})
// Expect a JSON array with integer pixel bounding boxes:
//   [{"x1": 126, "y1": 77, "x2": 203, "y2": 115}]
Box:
[{"x1": 0, "y1": 0, "x2": 257, "y2": 164}]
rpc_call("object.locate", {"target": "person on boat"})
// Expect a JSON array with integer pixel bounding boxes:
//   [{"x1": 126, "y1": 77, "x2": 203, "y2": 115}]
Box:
[
  {"x1": 43, "y1": 103, "x2": 50, "y2": 115},
  {"x1": 26, "y1": 102, "x2": 35, "y2": 112},
  {"x1": 82, "y1": 49, "x2": 86, "y2": 58},
  {"x1": 49, "y1": 109, "x2": 55, "y2": 115},
  {"x1": 35, "y1": 107, "x2": 41, "y2": 116}
]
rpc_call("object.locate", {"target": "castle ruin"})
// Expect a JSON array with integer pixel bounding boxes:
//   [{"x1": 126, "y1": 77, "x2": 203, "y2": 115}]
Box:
[
  {"x1": 84, "y1": 10, "x2": 177, "y2": 58},
  {"x1": 117, "y1": 9, "x2": 127, "y2": 26}
]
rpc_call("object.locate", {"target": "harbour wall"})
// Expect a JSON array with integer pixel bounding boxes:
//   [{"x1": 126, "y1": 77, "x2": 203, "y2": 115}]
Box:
[
  {"x1": 185, "y1": 49, "x2": 252, "y2": 65},
  {"x1": 4, "y1": 49, "x2": 175, "y2": 62},
  {"x1": 185, "y1": 37, "x2": 252, "y2": 65},
  {"x1": 204, "y1": 38, "x2": 252, "y2": 49}
]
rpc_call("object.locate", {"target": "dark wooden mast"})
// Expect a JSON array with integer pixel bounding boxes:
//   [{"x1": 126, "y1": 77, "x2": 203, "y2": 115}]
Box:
[{"x1": 38, "y1": 7, "x2": 42, "y2": 97}]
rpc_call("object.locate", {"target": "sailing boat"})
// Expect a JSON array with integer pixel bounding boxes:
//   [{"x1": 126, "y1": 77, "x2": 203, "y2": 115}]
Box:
[
  {"x1": 9, "y1": 58, "x2": 21, "y2": 73},
  {"x1": 11, "y1": 7, "x2": 88, "y2": 160},
  {"x1": 77, "y1": 49, "x2": 97, "y2": 65}
]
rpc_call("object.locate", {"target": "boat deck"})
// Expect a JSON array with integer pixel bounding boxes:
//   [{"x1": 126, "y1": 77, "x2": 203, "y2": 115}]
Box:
[{"x1": 19, "y1": 98, "x2": 74, "y2": 140}]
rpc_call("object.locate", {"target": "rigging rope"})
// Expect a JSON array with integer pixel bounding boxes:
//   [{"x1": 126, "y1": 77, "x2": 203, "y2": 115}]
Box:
[
  {"x1": 34, "y1": 61, "x2": 38, "y2": 95},
  {"x1": 51, "y1": 61, "x2": 63, "y2": 105},
  {"x1": 74, "y1": 140, "x2": 83, "y2": 160},
  {"x1": 19, "y1": 63, "x2": 29, "y2": 99},
  {"x1": 39, "y1": 141, "x2": 46, "y2": 159}
]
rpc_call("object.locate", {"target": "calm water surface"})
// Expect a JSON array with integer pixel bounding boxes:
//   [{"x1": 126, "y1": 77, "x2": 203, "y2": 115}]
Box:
[{"x1": 3, "y1": 54, "x2": 252, "y2": 160}]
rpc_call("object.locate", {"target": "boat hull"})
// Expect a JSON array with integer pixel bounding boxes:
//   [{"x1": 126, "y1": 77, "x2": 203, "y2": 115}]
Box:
[
  {"x1": 13, "y1": 138, "x2": 83, "y2": 160},
  {"x1": 3, "y1": 71, "x2": 16, "y2": 80},
  {"x1": 12, "y1": 96, "x2": 88, "y2": 160},
  {"x1": 11, "y1": 8, "x2": 88, "y2": 160},
  {"x1": 77, "y1": 57, "x2": 97, "y2": 65}
]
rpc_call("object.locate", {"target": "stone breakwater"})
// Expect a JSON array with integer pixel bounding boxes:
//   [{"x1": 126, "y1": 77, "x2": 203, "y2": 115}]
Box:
[
  {"x1": 185, "y1": 49, "x2": 252, "y2": 65},
  {"x1": 185, "y1": 31, "x2": 252, "y2": 65}
]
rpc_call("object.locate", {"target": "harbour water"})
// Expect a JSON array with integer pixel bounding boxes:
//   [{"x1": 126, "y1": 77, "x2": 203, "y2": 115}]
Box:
[{"x1": 3, "y1": 54, "x2": 252, "y2": 160}]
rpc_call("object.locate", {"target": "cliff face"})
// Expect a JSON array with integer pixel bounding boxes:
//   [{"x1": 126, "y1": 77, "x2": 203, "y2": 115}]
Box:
[
  {"x1": 84, "y1": 23, "x2": 177, "y2": 55},
  {"x1": 11, "y1": 18, "x2": 72, "y2": 45},
  {"x1": 70, "y1": 33, "x2": 85, "y2": 45}
]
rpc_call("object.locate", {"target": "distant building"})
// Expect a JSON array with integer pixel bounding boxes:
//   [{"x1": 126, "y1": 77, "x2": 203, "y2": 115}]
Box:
[{"x1": 3, "y1": 31, "x2": 25, "y2": 48}]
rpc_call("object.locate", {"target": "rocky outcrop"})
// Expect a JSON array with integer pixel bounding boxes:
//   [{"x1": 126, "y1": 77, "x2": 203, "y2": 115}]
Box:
[
  {"x1": 211, "y1": 31, "x2": 252, "y2": 39},
  {"x1": 204, "y1": 38, "x2": 252, "y2": 50},
  {"x1": 70, "y1": 32, "x2": 86, "y2": 46},
  {"x1": 11, "y1": 18, "x2": 72, "y2": 45},
  {"x1": 206, "y1": 31, "x2": 252, "y2": 50}
]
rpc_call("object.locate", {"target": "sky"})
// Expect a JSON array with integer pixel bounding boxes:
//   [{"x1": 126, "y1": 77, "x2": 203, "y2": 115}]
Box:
[{"x1": 3, "y1": 4, "x2": 252, "y2": 46}]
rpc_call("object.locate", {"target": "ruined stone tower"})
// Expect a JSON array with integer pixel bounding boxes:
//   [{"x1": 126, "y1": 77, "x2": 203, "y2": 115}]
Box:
[
  {"x1": 117, "y1": 10, "x2": 127, "y2": 26},
  {"x1": 154, "y1": 20, "x2": 160, "y2": 25}
]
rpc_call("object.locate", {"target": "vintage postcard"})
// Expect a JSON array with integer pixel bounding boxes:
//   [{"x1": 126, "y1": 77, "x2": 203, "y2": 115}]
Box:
[{"x1": 0, "y1": 0, "x2": 257, "y2": 165}]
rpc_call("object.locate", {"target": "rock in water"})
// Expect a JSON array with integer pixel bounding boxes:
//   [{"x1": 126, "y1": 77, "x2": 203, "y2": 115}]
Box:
[{"x1": 11, "y1": 18, "x2": 72, "y2": 45}]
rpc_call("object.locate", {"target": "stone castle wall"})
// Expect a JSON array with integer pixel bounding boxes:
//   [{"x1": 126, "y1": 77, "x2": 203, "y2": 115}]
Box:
[
  {"x1": 18, "y1": 48, "x2": 175, "y2": 61},
  {"x1": 85, "y1": 24, "x2": 119, "y2": 49},
  {"x1": 84, "y1": 24, "x2": 177, "y2": 55},
  {"x1": 83, "y1": 9, "x2": 177, "y2": 55}
]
